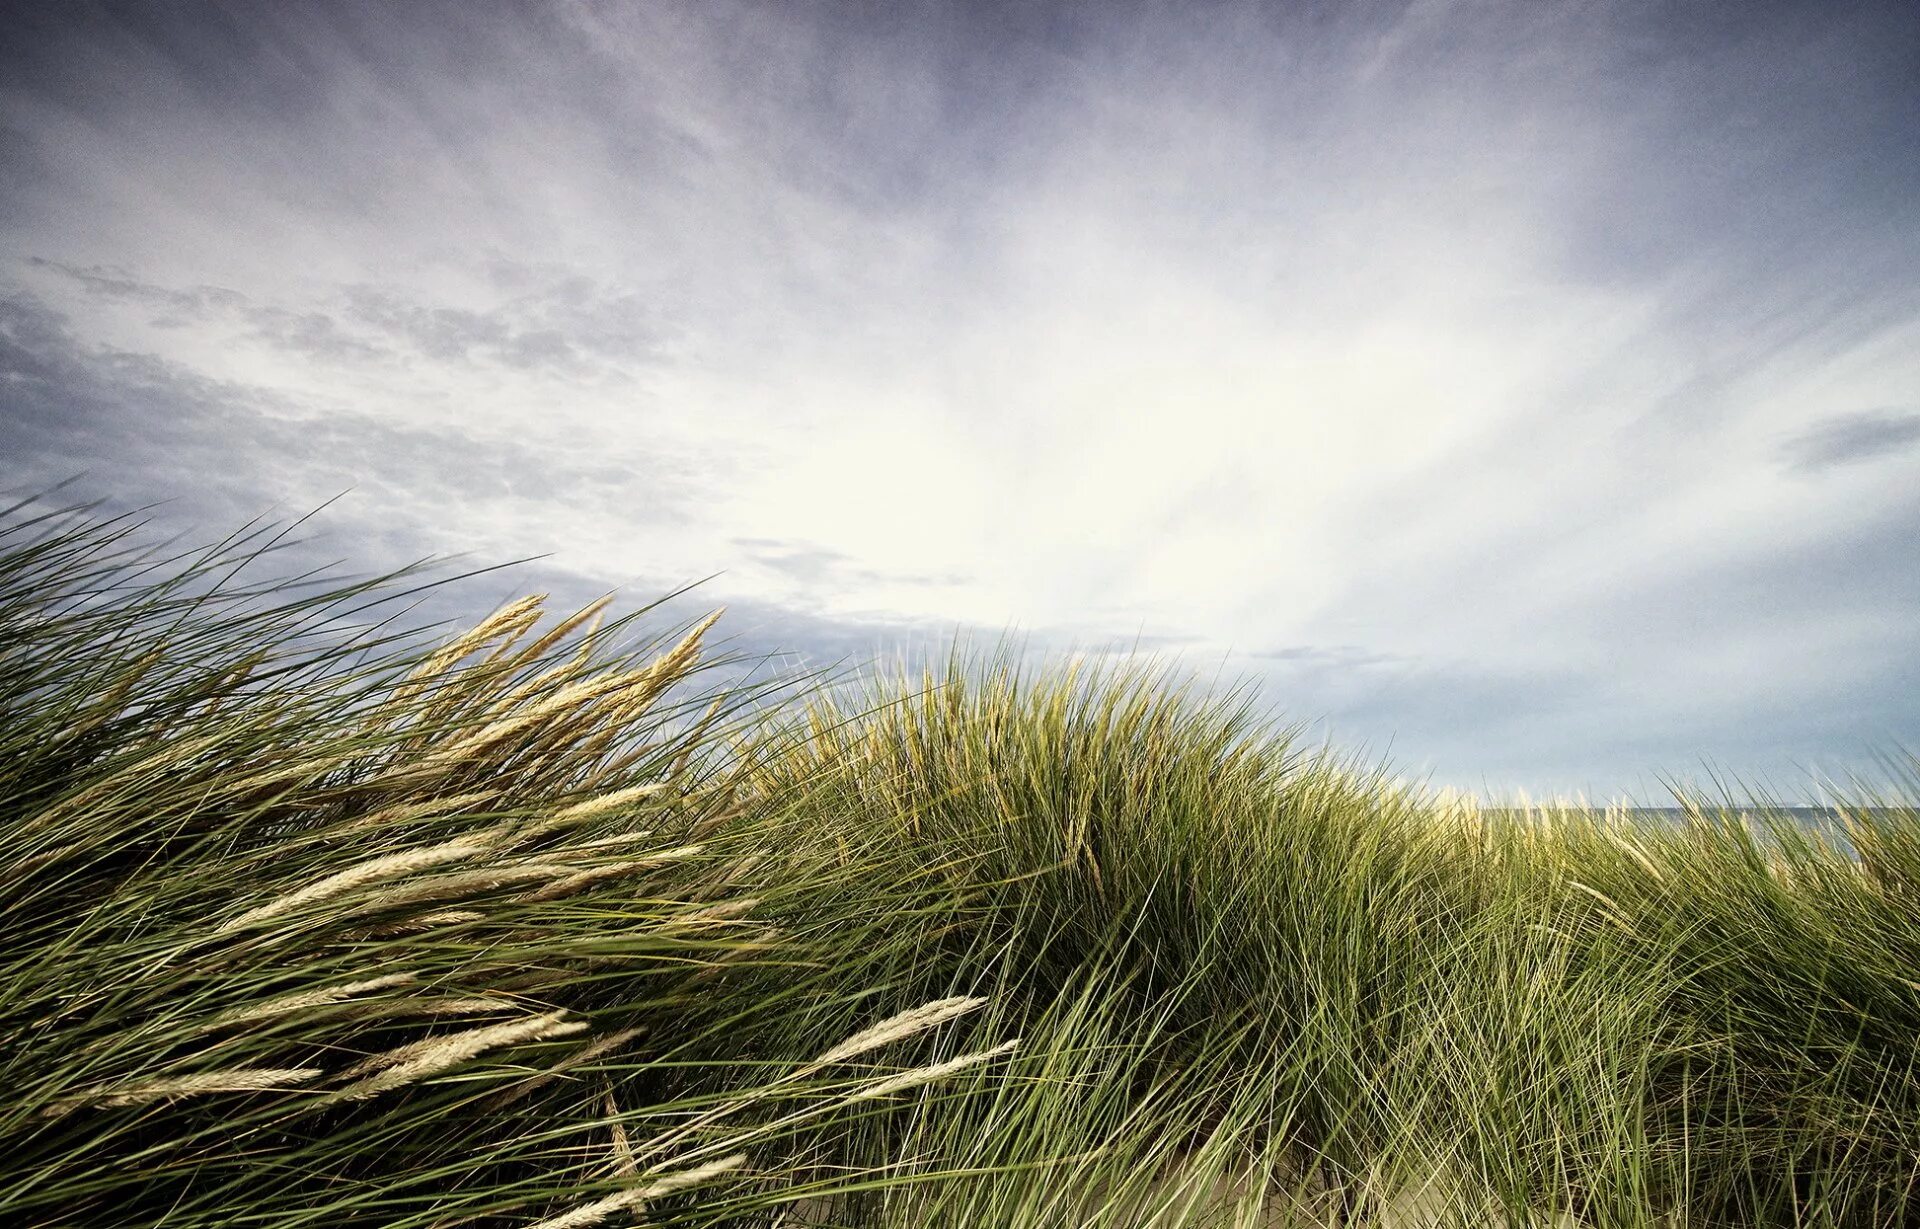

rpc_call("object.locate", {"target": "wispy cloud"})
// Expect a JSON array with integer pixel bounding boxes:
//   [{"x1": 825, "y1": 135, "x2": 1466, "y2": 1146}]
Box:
[{"x1": 1781, "y1": 409, "x2": 1920, "y2": 473}]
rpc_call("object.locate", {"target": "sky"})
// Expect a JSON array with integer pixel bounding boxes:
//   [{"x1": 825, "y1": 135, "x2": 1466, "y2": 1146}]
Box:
[{"x1": 2, "y1": 0, "x2": 1917, "y2": 801}]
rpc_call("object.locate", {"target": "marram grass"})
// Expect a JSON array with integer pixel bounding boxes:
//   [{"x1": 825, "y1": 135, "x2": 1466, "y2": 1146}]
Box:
[{"x1": 2, "y1": 503, "x2": 1917, "y2": 1228}]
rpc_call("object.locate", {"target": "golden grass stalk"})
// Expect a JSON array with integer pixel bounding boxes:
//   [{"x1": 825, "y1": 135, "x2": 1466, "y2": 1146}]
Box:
[
  {"x1": 23, "y1": 727, "x2": 257, "y2": 835},
  {"x1": 48, "y1": 648, "x2": 160, "y2": 744},
  {"x1": 507, "y1": 610, "x2": 723, "y2": 753},
  {"x1": 508, "y1": 784, "x2": 671, "y2": 844},
  {"x1": 361, "y1": 908, "x2": 489, "y2": 936},
  {"x1": 332, "y1": 791, "x2": 499, "y2": 835},
  {"x1": 565, "y1": 724, "x2": 630, "y2": 783},
  {"x1": 383, "y1": 597, "x2": 549, "y2": 729},
  {"x1": 204, "y1": 972, "x2": 419, "y2": 1028},
  {"x1": 810, "y1": 996, "x2": 989, "y2": 1067},
  {"x1": 220, "y1": 752, "x2": 366, "y2": 803},
  {"x1": 393, "y1": 658, "x2": 663, "y2": 785},
  {"x1": 603, "y1": 1086, "x2": 637, "y2": 1177},
  {"x1": 661, "y1": 897, "x2": 762, "y2": 928},
  {"x1": 14, "y1": 841, "x2": 78, "y2": 879},
  {"x1": 333, "y1": 1011, "x2": 588, "y2": 1101},
  {"x1": 548, "y1": 783, "x2": 671, "y2": 824},
  {"x1": 1613, "y1": 835, "x2": 1666, "y2": 882},
  {"x1": 578, "y1": 736, "x2": 666, "y2": 793},
  {"x1": 46, "y1": 1067, "x2": 324, "y2": 1115},
  {"x1": 467, "y1": 649, "x2": 600, "y2": 734},
  {"x1": 847, "y1": 1039, "x2": 1021, "y2": 1101},
  {"x1": 417, "y1": 595, "x2": 547, "y2": 679},
  {"x1": 407, "y1": 598, "x2": 595, "y2": 734},
  {"x1": 537, "y1": 666, "x2": 670, "y2": 723},
  {"x1": 687, "y1": 798, "x2": 750, "y2": 842},
  {"x1": 523, "y1": 1154, "x2": 749, "y2": 1229},
  {"x1": 570, "y1": 829, "x2": 661, "y2": 852},
  {"x1": 651, "y1": 609, "x2": 724, "y2": 679},
  {"x1": 379, "y1": 668, "x2": 647, "y2": 789},
  {"x1": 668, "y1": 694, "x2": 729, "y2": 780},
  {"x1": 508, "y1": 594, "x2": 614, "y2": 669},
  {"x1": 518, "y1": 848, "x2": 704, "y2": 904},
  {"x1": 516, "y1": 862, "x2": 650, "y2": 904},
  {"x1": 217, "y1": 837, "x2": 495, "y2": 931},
  {"x1": 346, "y1": 863, "x2": 575, "y2": 916},
  {"x1": 411, "y1": 710, "x2": 551, "y2": 771},
  {"x1": 331, "y1": 996, "x2": 521, "y2": 1020}
]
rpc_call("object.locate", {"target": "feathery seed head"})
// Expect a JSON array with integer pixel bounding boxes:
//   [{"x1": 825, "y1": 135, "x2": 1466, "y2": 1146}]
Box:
[
  {"x1": 522, "y1": 1155, "x2": 748, "y2": 1229},
  {"x1": 219, "y1": 838, "x2": 494, "y2": 931},
  {"x1": 812, "y1": 996, "x2": 988, "y2": 1067},
  {"x1": 549, "y1": 784, "x2": 671, "y2": 824},
  {"x1": 665, "y1": 897, "x2": 762, "y2": 927},
  {"x1": 422, "y1": 595, "x2": 547, "y2": 673},
  {"x1": 45, "y1": 1067, "x2": 324, "y2": 1116},
  {"x1": 848, "y1": 1039, "x2": 1021, "y2": 1101},
  {"x1": 334, "y1": 791, "x2": 499, "y2": 834},
  {"x1": 346, "y1": 863, "x2": 574, "y2": 917},
  {"x1": 333, "y1": 1011, "x2": 588, "y2": 1101},
  {"x1": 510, "y1": 594, "x2": 614, "y2": 667},
  {"x1": 517, "y1": 849, "x2": 702, "y2": 903},
  {"x1": 206, "y1": 972, "x2": 420, "y2": 1028}
]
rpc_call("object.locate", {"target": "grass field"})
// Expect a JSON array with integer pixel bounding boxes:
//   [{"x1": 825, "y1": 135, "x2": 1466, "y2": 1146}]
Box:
[{"x1": 3, "y1": 503, "x2": 1917, "y2": 1228}]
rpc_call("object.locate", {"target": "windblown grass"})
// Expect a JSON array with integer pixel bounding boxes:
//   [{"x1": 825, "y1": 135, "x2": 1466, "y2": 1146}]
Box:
[{"x1": 3, "y1": 501, "x2": 1917, "y2": 1227}]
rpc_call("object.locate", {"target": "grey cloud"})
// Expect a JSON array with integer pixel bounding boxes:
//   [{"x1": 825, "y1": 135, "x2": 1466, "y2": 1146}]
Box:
[
  {"x1": 0, "y1": 293, "x2": 87, "y2": 392},
  {"x1": 1781, "y1": 409, "x2": 1920, "y2": 474},
  {"x1": 339, "y1": 280, "x2": 663, "y2": 375},
  {"x1": 1255, "y1": 655, "x2": 1676, "y2": 800},
  {"x1": 1247, "y1": 645, "x2": 1401, "y2": 669},
  {"x1": 1286, "y1": 487, "x2": 1920, "y2": 798},
  {"x1": 732, "y1": 537, "x2": 973, "y2": 590},
  {"x1": 343, "y1": 289, "x2": 513, "y2": 362},
  {"x1": 0, "y1": 291, "x2": 647, "y2": 551},
  {"x1": 242, "y1": 306, "x2": 390, "y2": 364},
  {"x1": 1070, "y1": 631, "x2": 1207, "y2": 654},
  {"x1": 733, "y1": 538, "x2": 854, "y2": 584},
  {"x1": 30, "y1": 258, "x2": 248, "y2": 318},
  {"x1": 32, "y1": 259, "x2": 388, "y2": 361},
  {"x1": 30, "y1": 257, "x2": 664, "y2": 376},
  {"x1": 496, "y1": 329, "x2": 574, "y2": 370}
]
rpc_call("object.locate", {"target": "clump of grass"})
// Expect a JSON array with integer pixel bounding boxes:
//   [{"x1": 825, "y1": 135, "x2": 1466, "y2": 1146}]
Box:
[
  {"x1": 744, "y1": 654, "x2": 1920, "y2": 1227},
  {"x1": 4, "y1": 499, "x2": 1918, "y2": 1228},
  {"x1": 0, "y1": 501, "x2": 1014, "y2": 1228}
]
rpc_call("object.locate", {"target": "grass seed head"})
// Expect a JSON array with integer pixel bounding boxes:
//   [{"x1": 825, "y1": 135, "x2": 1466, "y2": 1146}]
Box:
[
  {"x1": 333, "y1": 1011, "x2": 589, "y2": 1101},
  {"x1": 205, "y1": 972, "x2": 420, "y2": 1028},
  {"x1": 523, "y1": 1154, "x2": 749, "y2": 1229},
  {"x1": 812, "y1": 996, "x2": 988, "y2": 1067},
  {"x1": 848, "y1": 1039, "x2": 1021, "y2": 1100},
  {"x1": 218, "y1": 837, "x2": 495, "y2": 931},
  {"x1": 45, "y1": 1067, "x2": 325, "y2": 1116}
]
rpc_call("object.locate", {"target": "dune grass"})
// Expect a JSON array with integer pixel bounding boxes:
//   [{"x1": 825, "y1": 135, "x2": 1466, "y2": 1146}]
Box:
[{"x1": 2, "y1": 502, "x2": 1917, "y2": 1227}]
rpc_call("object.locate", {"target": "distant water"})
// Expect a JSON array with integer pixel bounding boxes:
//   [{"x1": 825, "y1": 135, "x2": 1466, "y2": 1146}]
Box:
[
  {"x1": 1607, "y1": 807, "x2": 1896, "y2": 823},
  {"x1": 1480, "y1": 807, "x2": 1915, "y2": 859},
  {"x1": 1486, "y1": 808, "x2": 1907, "y2": 825}
]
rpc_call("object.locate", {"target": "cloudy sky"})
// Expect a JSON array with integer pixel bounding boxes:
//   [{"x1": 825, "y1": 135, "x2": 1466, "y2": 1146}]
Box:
[{"x1": 3, "y1": 0, "x2": 1917, "y2": 800}]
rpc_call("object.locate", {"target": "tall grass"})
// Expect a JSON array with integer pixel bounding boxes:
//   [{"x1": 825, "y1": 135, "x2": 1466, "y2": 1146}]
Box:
[
  {"x1": 3, "y1": 503, "x2": 1917, "y2": 1227},
  {"x1": 0, "y1": 503, "x2": 1017, "y2": 1228}
]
